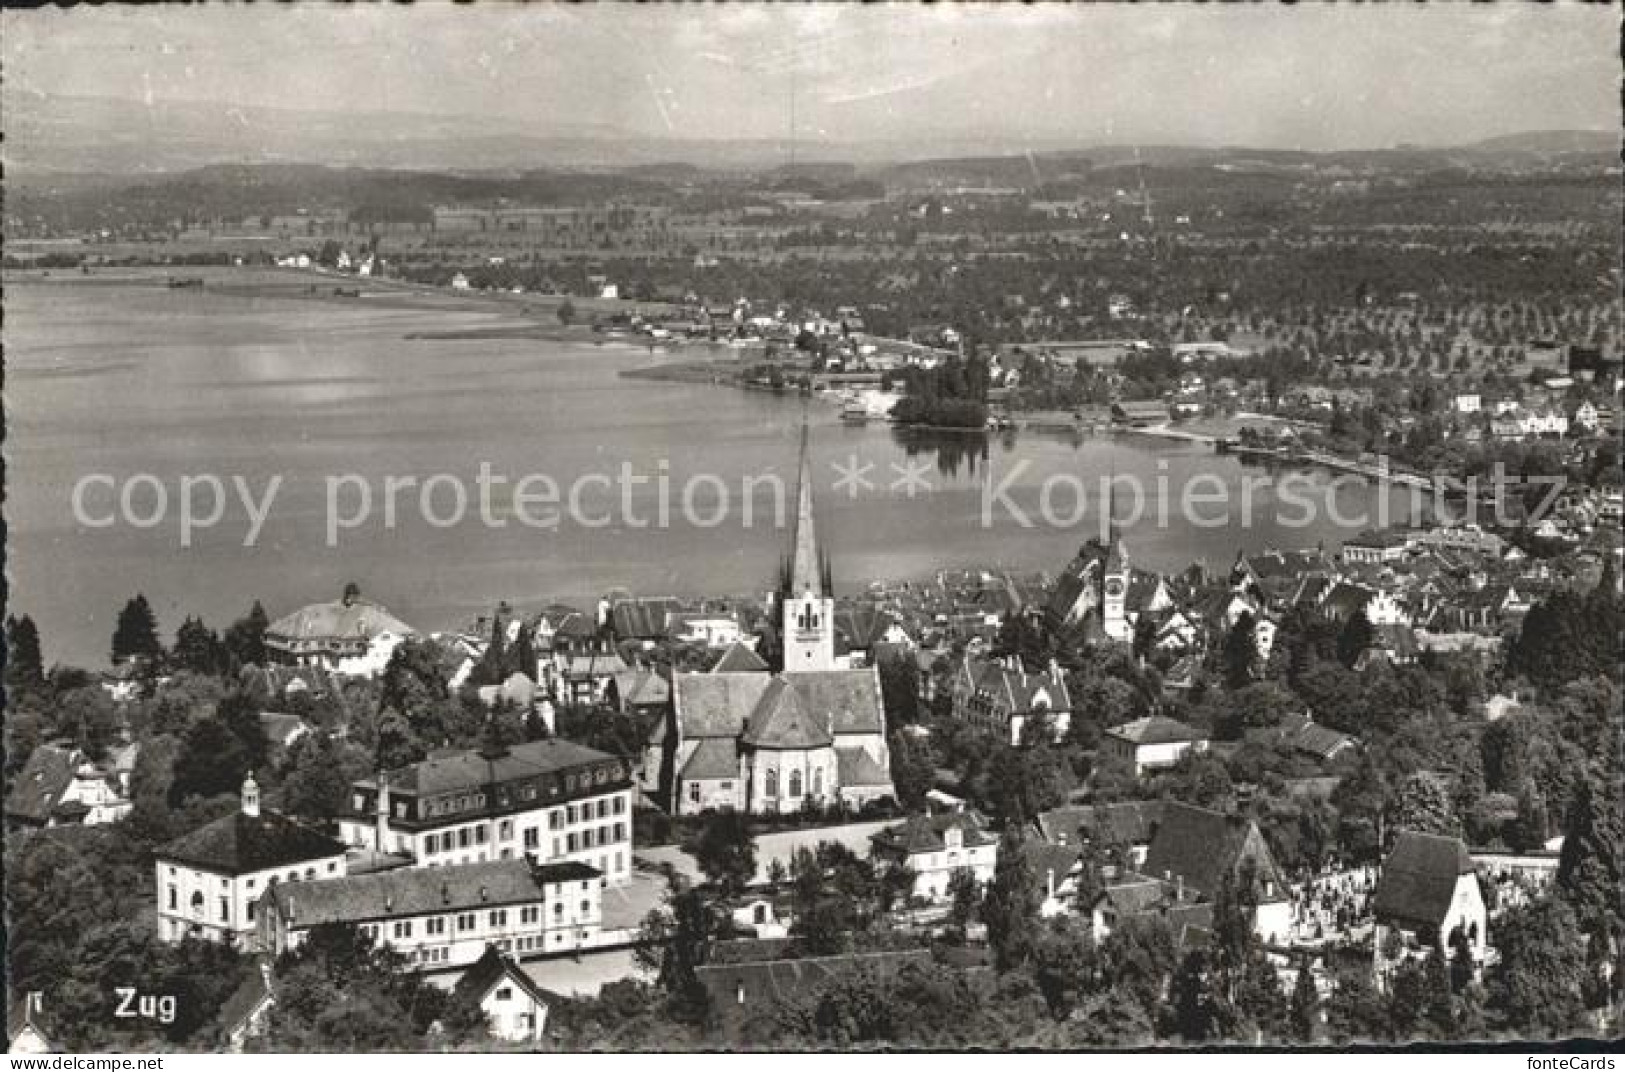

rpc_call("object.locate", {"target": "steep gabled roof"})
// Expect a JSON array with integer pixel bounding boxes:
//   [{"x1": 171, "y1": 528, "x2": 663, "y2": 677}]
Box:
[
  {"x1": 5, "y1": 744, "x2": 79, "y2": 823},
  {"x1": 742, "y1": 678, "x2": 833, "y2": 750},
  {"x1": 680, "y1": 737, "x2": 740, "y2": 781},
  {"x1": 1373, "y1": 830, "x2": 1476, "y2": 929},
  {"x1": 710, "y1": 641, "x2": 770, "y2": 674},
  {"x1": 453, "y1": 946, "x2": 551, "y2": 1009},
  {"x1": 835, "y1": 747, "x2": 892, "y2": 787},
  {"x1": 871, "y1": 810, "x2": 995, "y2": 856},
  {"x1": 1141, "y1": 801, "x2": 1287, "y2": 904}
]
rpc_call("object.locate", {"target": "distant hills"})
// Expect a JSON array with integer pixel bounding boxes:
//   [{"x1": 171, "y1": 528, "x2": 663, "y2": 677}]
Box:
[{"x1": 3, "y1": 92, "x2": 1616, "y2": 178}]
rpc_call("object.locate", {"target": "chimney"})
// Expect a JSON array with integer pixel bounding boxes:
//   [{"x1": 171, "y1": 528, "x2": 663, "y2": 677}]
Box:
[
  {"x1": 480, "y1": 885, "x2": 489, "y2": 902},
  {"x1": 1175, "y1": 875, "x2": 1184, "y2": 902},
  {"x1": 736, "y1": 980, "x2": 746, "y2": 1006},
  {"x1": 342, "y1": 581, "x2": 361, "y2": 607},
  {"x1": 1046, "y1": 868, "x2": 1056, "y2": 902},
  {"x1": 375, "y1": 775, "x2": 390, "y2": 853},
  {"x1": 441, "y1": 882, "x2": 451, "y2": 905},
  {"x1": 287, "y1": 895, "x2": 297, "y2": 921},
  {"x1": 241, "y1": 771, "x2": 261, "y2": 818}
]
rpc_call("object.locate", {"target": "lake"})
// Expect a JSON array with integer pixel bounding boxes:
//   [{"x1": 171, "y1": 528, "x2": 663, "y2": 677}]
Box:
[{"x1": 4, "y1": 273, "x2": 1408, "y2": 667}]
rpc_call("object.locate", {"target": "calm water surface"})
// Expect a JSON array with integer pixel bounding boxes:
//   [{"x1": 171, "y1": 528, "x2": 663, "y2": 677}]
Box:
[{"x1": 5, "y1": 277, "x2": 1404, "y2": 667}]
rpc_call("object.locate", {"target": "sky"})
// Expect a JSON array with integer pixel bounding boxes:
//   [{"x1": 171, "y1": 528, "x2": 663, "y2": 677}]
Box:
[{"x1": 4, "y1": 3, "x2": 1619, "y2": 150}]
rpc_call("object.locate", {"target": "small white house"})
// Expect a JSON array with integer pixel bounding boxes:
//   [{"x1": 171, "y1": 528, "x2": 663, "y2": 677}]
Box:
[
  {"x1": 451, "y1": 947, "x2": 550, "y2": 1044},
  {"x1": 869, "y1": 809, "x2": 998, "y2": 903},
  {"x1": 1101, "y1": 716, "x2": 1210, "y2": 777},
  {"x1": 1373, "y1": 831, "x2": 1488, "y2": 986}
]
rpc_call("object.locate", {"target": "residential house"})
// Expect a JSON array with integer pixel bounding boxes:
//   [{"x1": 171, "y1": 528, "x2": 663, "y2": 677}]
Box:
[
  {"x1": 154, "y1": 774, "x2": 349, "y2": 948},
  {"x1": 1102, "y1": 716, "x2": 1210, "y2": 777},
  {"x1": 870, "y1": 809, "x2": 998, "y2": 903},
  {"x1": 1372, "y1": 831, "x2": 1487, "y2": 984},
  {"x1": 339, "y1": 739, "x2": 634, "y2": 886},
  {"x1": 218, "y1": 961, "x2": 276, "y2": 1052},
  {"x1": 949, "y1": 654, "x2": 1072, "y2": 745},
  {"x1": 7, "y1": 992, "x2": 56, "y2": 1054},
  {"x1": 258, "y1": 858, "x2": 602, "y2": 971},
  {"x1": 696, "y1": 950, "x2": 935, "y2": 1032},
  {"x1": 5, "y1": 741, "x2": 137, "y2": 829},
  {"x1": 1339, "y1": 530, "x2": 1411, "y2": 566},
  {"x1": 451, "y1": 946, "x2": 552, "y2": 1043},
  {"x1": 1139, "y1": 801, "x2": 1293, "y2": 944}
]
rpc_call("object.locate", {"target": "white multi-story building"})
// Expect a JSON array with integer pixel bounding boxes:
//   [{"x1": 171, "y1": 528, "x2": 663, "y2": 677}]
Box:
[
  {"x1": 339, "y1": 739, "x2": 634, "y2": 886},
  {"x1": 256, "y1": 857, "x2": 602, "y2": 971},
  {"x1": 153, "y1": 775, "x2": 349, "y2": 948},
  {"x1": 869, "y1": 809, "x2": 999, "y2": 903}
]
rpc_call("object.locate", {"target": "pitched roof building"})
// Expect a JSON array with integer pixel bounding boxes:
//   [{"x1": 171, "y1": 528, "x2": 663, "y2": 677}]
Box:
[
  {"x1": 648, "y1": 424, "x2": 894, "y2": 816},
  {"x1": 1372, "y1": 830, "x2": 1487, "y2": 982}
]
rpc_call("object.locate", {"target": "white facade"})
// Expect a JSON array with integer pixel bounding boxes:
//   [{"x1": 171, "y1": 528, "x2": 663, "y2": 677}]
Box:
[
  {"x1": 905, "y1": 827, "x2": 997, "y2": 903},
  {"x1": 261, "y1": 869, "x2": 602, "y2": 971},
  {"x1": 339, "y1": 787, "x2": 633, "y2": 887}
]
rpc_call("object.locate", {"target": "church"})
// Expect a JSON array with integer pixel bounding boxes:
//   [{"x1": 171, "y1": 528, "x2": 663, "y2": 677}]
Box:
[{"x1": 644, "y1": 425, "x2": 896, "y2": 816}]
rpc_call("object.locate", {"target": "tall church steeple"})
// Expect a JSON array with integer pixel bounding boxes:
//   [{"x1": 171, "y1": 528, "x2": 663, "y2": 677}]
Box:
[{"x1": 780, "y1": 418, "x2": 836, "y2": 670}]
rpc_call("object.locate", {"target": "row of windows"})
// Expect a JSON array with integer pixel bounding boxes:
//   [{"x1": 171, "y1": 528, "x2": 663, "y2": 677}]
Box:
[
  {"x1": 359, "y1": 901, "x2": 593, "y2": 943},
  {"x1": 416, "y1": 766, "x2": 627, "y2": 818},
  {"x1": 564, "y1": 824, "x2": 625, "y2": 854},
  {"x1": 761, "y1": 768, "x2": 822, "y2": 800}
]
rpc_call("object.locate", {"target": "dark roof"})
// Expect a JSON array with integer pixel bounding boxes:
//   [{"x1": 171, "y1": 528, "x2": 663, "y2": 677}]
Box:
[
  {"x1": 364, "y1": 738, "x2": 623, "y2": 798},
  {"x1": 742, "y1": 678, "x2": 833, "y2": 750},
  {"x1": 610, "y1": 599, "x2": 683, "y2": 640},
  {"x1": 217, "y1": 962, "x2": 275, "y2": 1034},
  {"x1": 1037, "y1": 801, "x2": 1163, "y2": 847},
  {"x1": 5, "y1": 744, "x2": 80, "y2": 823},
  {"x1": 710, "y1": 642, "x2": 770, "y2": 674},
  {"x1": 835, "y1": 747, "x2": 892, "y2": 787},
  {"x1": 267, "y1": 859, "x2": 599, "y2": 928},
  {"x1": 265, "y1": 596, "x2": 414, "y2": 643},
  {"x1": 1141, "y1": 801, "x2": 1287, "y2": 904},
  {"x1": 673, "y1": 669, "x2": 885, "y2": 741},
  {"x1": 680, "y1": 738, "x2": 740, "y2": 781},
  {"x1": 156, "y1": 808, "x2": 348, "y2": 876},
  {"x1": 1106, "y1": 715, "x2": 1207, "y2": 746},
  {"x1": 872, "y1": 810, "x2": 995, "y2": 856},
  {"x1": 1373, "y1": 831, "x2": 1476, "y2": 929},
  {"x1": 453, "y1": 946, "x2": 550, "y2": 1009},
  {"x1": 695, "y1": 949, "x2": 932, "y2": 1013}
]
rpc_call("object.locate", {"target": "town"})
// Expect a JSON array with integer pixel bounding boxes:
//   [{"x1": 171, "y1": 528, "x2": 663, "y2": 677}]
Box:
[
  {"x1": 7, "y1": 400, "x2": 1621, "y2": 1049},
  {"x1": 4, "y1": 2, "x2": 1621, "y2": 1058}
]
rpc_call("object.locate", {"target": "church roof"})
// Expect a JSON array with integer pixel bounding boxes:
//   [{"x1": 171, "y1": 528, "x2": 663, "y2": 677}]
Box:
[
  {"x1": 673, "y1": 669, "x2": 884, "y2": 741},
  {"x1": 788, "y1": 421, "x2": 824, "y2": 597},
  {"x1": 710, "y1": 641, "x2": 770, "y2": 673},
  {"x1": 1141, "y1": 801, "x2": 1287, "y2": 904},
  {"x1": 681, "y1": 738, "x2": 741, "y2": 781},
  {"x1": 835, "y1": 746, "x2": 892, "y2": 787},
  {"x1": 742, "y1": 678, "x2": 833, "y2": 750},
  {"x1": 1373, "y1": 830, "x2": 1476, "y2": 929}
]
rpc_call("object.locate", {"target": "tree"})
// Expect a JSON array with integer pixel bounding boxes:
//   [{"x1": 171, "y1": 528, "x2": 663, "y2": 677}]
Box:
[
  {"x1": 281, "y1": 732, "x2": 372, "y2": 825},
  {"x1": 987, "y1": 742, "x2": 1073, "y2": 826},
  {"x1": 946, "y1": 867, "x2": 982, "y2": 939},
  {"x1": 1030, "y1": 918, "x2": 1097, "y2": 1019},
  {"x1": 634, "y1": 870, "x2": 716, "y2": 1022},
  {"x1": 1393, "y1": 771, "x2": 1459, "y2": 838},
  {"x1": 112, "y1": 593, "x2": 162, "y2": 665},
  {"x1": 1555, "y1": 761, "x2": 1623, "y2": 1001},
  {"x1": 1336, "y1": 609, "x2": 1374, "y2": 669},
  {"x1": 982, "y1": 830, "x2": 1041, "y2": 973},
  {"x1": 1487, "y1": 896, "x2": 1589, "y2": 1037},
  {"x1": 888, "y1": 729, "x2": 935, "y2": 811},
  {"x1": 1288, "y1": 959, "x2": 1319, "y2": 1042},
  {"x1": 223, "y1": 601, "x2": 270, "y2": 668},
  {"x1": 171, "y1": 616, "x2": 227, "y2": 676},
  {"x1": 692, "y1": 809, "x2": 757, "y2": 900},
  {"x1": 6, "y1": 614, "x2": 46, "y2": 693},
  {"x1": 556, "y1": 299, "x2": 576, "y2": 326},
  {"x1": 1222, "y1": 612, "x2": 1259, "y2": 691}
]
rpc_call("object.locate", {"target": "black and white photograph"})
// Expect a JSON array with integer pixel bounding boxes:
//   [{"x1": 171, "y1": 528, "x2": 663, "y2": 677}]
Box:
[{"x1": 2, "y1": 1, "x2": 1621, "y2": 1056}]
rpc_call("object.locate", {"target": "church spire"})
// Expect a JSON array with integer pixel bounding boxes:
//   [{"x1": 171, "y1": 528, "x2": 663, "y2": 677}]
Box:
[{"x1": 788, "y1": 417, "x2": 823, "y2": 597}]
